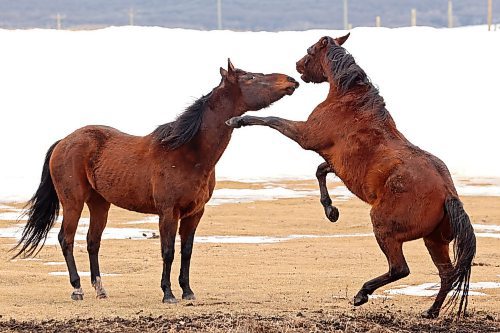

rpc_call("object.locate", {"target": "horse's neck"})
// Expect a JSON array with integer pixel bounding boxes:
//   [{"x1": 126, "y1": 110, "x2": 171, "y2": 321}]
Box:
[
  {"x1": 317, "y1": 81, "x2": 410, "y2": 196},
  {"x1": 189, "y1": 90, "x2": 242, "y2": 170}
]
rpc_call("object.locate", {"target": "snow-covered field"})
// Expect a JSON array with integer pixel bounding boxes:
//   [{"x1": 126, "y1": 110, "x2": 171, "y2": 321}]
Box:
[{"x1": 0, "y1": 26, "x2": 499, "y2": 202}]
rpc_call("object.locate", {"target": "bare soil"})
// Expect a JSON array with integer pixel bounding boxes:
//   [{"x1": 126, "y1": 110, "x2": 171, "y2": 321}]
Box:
[{"x1": 0, "y1": 180, "x2": 499, "y2": 332}]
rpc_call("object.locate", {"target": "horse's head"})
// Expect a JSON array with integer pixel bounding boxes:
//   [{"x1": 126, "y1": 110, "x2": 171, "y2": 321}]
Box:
[
  {"x1": 220, "y1": 59, "x2": 299, "y2": 111},
  {"x1": 296, "y1": 33, "x2": 350, "y2": 83}
]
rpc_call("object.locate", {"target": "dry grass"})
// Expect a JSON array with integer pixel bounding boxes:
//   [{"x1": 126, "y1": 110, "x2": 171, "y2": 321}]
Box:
[{"x1": 0, "y1": 180, "x2": 499, "y2": 332}]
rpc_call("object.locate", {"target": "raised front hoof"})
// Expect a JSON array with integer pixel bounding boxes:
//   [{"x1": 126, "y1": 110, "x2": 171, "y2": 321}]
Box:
[
  {"x1": 162, "y1": 296, "x2": 178, "y2": 304},
  {"x1": 225, "y1": 117, "x2": 243, "y2": 128},
  {"x1": 325, "y1": 205, "x2": 339, "y2": 222},
  {"x1": 353, "y1": 292, "x2": 369, "y2": 306},
  {"x1": 421, "y1": 309, "x2": 439, "y2": 319},
  {"x1": 182, "y1": 292, "x2": 196, "y2": 301},
  {"x1": 71, "y1": 288, "x2": 84, "y2": 301}
]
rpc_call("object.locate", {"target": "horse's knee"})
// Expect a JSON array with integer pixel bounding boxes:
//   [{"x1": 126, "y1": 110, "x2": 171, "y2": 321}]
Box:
[
  {"x1": 316, "y1": 164, "x2": 329, "y2": 178},
  {"x1": 87, "y1": 239, "x2": 100, "y2": 255},
  {"x1": 316, "y1": 168, "x2": 325, "y2": 179},
  {"x1": 162, "y1": 246, "x2": 175, "y2": 262}
]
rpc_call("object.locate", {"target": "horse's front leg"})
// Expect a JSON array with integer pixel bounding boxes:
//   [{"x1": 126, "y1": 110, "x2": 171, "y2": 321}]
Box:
[
  {"x1": 226, "y1": 116, "x2": 309, "y2": 149},
  {"x1": 178, "y1": 209, "x2": 204, "y2": 300},
  {"x1": 159, "y1": 210, "x2": 180, "y2": 303},
  {"x1": 316, "y1": 162, "x2": 339, "y2": 222}
]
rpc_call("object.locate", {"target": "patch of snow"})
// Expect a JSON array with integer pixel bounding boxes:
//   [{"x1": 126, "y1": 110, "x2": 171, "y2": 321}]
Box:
[
  {"x1": 385, "y1": 282, "x2": 500, "y2": 297},
  {"x1": 0, "y1": 212, "x2": 26, "y2": 221},
  {"x1": 0, "y1": 27, "x2": 499, "y2": 202},
  {"x1": 207, "y1": 187, "x2": 321, "y2": 206},
  {"x1": 369, "y1": 295, "x2": 393, "y2": 300},
  {"x1": 473, "y1": 224, "x2": 500, "y2": 232}
]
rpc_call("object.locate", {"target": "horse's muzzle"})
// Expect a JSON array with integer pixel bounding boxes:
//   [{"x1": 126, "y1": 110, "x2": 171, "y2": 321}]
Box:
[{"x1": 285, "y1": 76, "x2": 299, "y2": 94}]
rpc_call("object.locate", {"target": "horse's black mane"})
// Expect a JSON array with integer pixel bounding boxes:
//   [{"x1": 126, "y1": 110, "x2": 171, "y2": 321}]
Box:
[
  {"x1": 153, "y1": 92, "x2": 212, "y2": 150},
  {"x1": 326, "y1": 44, "x2": 388, "y2": 120}
]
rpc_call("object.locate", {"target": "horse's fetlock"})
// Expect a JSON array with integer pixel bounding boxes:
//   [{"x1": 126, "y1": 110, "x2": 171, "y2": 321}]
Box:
[
  {"x1": 179, "y1": 276, "x2": 189, "y2": 288},
  {"x1": 320, "y1": 196, "x2": 332, "y2": 206},
  {"x1": 70, "y1": 277, "x2": 81, "y2": 289},
  {"x1": 391, "y1": 265, "x2": 410, "y2": 279}
]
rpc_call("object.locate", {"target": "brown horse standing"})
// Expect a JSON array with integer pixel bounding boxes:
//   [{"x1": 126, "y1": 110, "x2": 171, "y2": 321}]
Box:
[
  {"x1": 13, "y1": 59, "x2": 299, "y2": 303},
  {"x1": 227, "y1": 35, "x2": 476, "y2": 318}
]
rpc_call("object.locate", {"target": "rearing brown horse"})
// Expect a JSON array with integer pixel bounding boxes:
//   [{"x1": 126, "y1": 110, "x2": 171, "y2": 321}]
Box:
[
  {"x1": 227, "y1": 35, "x2": 476, "y2": 318},
  {"x1": 13, "y1": 59, "x2": 299, "y2": 303}
]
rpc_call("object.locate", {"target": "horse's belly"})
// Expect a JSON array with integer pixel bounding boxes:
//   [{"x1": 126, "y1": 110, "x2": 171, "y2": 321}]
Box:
[
  {"x1": 92, "y1": 169, "x2": 157, "y2": 214},
  {"x1": 97, "y1": 187, "x2": 157, "y2": 214}
]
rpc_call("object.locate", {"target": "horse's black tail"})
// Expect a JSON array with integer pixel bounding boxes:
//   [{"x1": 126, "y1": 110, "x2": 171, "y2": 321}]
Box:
[
  {"x1": 444, "y1": 196, "x2": 476, "y2": 318},
  {"x1": 11, "y1": 140, "x2": 61, "y2": 258}
]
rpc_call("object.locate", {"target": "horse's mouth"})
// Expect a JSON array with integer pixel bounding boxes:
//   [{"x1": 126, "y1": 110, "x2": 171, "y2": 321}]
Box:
[
  {"x1": 285, "y1": 86, "x2": 297, "y2": 95},
  {"x1": 284, "y1": 79, "x2": 299, "y2": 95},
  {"x1": 300, "y1": 74, "x2": 310, "y2": 83}
]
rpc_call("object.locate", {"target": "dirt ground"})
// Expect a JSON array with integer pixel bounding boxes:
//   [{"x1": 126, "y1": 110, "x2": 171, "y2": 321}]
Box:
[{"x1": 0, "y1": 180, "x2": 499, "y2": 332}]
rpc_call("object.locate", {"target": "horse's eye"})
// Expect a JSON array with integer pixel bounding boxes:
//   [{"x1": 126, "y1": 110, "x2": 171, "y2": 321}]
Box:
[{"x1": 247, "y1": 75, "x2": 255, "y2": 80}]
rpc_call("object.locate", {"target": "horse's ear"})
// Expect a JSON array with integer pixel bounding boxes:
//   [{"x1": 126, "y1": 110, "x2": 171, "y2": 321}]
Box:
[
  {"x1": 227, "y1": 58, "x2": 235, "y2": 73},
  {"x1": 334, "y1": 33, "x2": 350, "y2": 46},
  {"x1": 220, "y1": 64, "x2": 236, "y2": 84},
  {"x1": 320, "y1": 36, "x2": 330, "y2": 48},
  {"x1": 220, "y1": 67, "x2": 228, "y2": 78}
]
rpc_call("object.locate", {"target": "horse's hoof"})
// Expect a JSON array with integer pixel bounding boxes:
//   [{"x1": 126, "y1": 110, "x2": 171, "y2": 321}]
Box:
[
  {"x1": 182, "y1": 293, "x2": 196, "y2": 300},
  {"x1": 162, "y1": 296, "x2": 178, "y2": 304},
  {"x1": 225, "y1": 117, "x2": 242, "y2": 128},
  {"x1": 326, "y1": 206, "x2": 339, "y2": 222},
  {"x1": 96, "y1": 292, "x2": 108, "y2": 299},
  {"x1": 71, "y1": 288, "x2": 84, "y2": 301},
  {"x1": 353, "y1": 292, "x2": 368, "y2": 306},
  {"x1": 92, "y1": 277, "x2": 107, "y2": 299},
  {"x1": 421, "y1": 309, "x2": 439, "y2": 319}
]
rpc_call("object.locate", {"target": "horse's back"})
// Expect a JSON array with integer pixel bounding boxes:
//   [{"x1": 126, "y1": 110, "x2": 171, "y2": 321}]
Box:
[{"x1": 51, "y1": 125, "x2": 141, "y2": 169}]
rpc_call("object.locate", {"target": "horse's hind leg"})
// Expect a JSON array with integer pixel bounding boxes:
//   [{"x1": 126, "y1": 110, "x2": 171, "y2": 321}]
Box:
[
  {"x1": 86, "y1": 191, "x2": 111, "y2": 299},
  {"x1": 316, "y1": 162, "x2": 339, "y2": 222},
  {"x1": 353, "y1": 232, "x2": 410, "y2": 306},
  {"x1": 58, "y1": 201, "x2": 85, "y2": 300},
  {"x1": 178, "y1": 209, "x2": 204, "y2": 300},
  {"x1": 421, "y1": 236, "x2": 453, "y2": 318}
]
